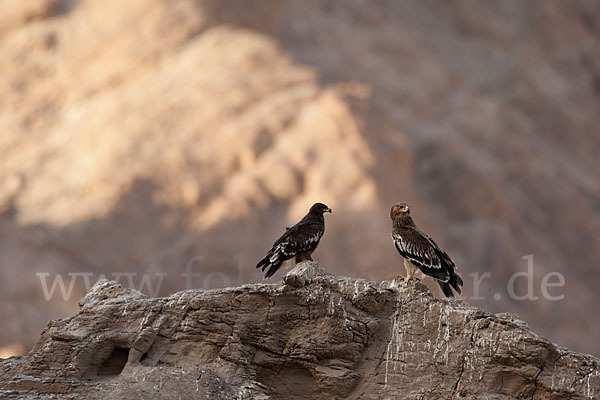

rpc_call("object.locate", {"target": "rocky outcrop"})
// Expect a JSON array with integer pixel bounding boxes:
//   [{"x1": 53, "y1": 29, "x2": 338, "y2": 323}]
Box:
[
  {"x1": 1, "y1": 0, "x2": 600, "y2": 357},
  {"x1": 1, "y1": 263, "x2": 598, "y2": 399}
]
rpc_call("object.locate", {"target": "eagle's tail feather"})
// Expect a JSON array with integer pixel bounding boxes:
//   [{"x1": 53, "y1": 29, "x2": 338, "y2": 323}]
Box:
[
  {"x1": 449, "y1": 272, "x2": 463, "y2": 294},
  {"x1": 257, "y1": 247, "x2": 287, "y2": 277},
  {"x1": 256, "y1": 253, "x2": 271, "y2": 271},
  {"x1": 437, "y1": 271, "x2": 463, "y2": 297},
  {"x1": 264, "y1": 262, "x2": 283, "y2": 278},
  {"x1": 437, "y1": 281, "x2": 454, "y2": 298}
]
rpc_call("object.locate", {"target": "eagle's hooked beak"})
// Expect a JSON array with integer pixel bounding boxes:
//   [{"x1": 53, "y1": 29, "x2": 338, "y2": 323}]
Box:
[{"x1": 327, "y1": 208, "x2": 332, "y2": 213}]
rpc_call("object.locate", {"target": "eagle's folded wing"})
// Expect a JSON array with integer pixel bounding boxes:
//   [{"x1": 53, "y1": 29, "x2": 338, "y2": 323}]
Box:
[
  {"x1": 417, "y1": 228, "x2": 456, "y2": 269},
  {"x1": 392, "y1": 231, "x2": 450, "y2": 282},
  {"x1": 258, "y1": 221, "x2": 323, "y2": 277},
  {"x1": 278, "y1": 224, "x2": 323, "y2": 256}
]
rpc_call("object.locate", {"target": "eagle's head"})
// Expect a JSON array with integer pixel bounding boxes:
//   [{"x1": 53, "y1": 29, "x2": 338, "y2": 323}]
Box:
[
  {"x1": 390, "y1": 202, "x2": 410, "y2": 220},
  {"x1": 310, "y1": 202, "x2": 332, "y2": 214}
]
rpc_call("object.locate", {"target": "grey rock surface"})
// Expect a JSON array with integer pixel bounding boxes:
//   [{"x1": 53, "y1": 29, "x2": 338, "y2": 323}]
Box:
[{"x1": 1, "y1": 262, "x2": 598, "y2": 399}]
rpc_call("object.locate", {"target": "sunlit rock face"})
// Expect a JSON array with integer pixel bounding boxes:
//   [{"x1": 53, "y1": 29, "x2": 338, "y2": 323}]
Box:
[
  {"x1": 0, "y1": 263, "x2": 598, "y2": 399},
  {"x1": 1, "y1": 0, "x2": 600, "y2": 357}
]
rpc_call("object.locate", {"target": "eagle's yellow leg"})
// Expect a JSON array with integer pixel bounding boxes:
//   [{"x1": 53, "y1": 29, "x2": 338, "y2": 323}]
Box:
[
  {"x1": 282, "y1": 258, "x2": 297, "y2": 270},
  {"x1": 402, "y1": 259, "x2": 419, "y2": 283}
]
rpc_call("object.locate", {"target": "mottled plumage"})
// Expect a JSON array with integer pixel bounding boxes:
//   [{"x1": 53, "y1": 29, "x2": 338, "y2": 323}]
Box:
[
  {"x1": 257, "y1": 203, "x2": 331, "y2": 278},
  {"x1": 390, "y1": 203, "x2": 463, "y2": 297}
]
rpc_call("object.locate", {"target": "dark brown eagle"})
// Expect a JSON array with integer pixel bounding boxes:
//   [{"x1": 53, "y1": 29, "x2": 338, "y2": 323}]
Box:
[
  {"x1": 390, "y1": 202, "x2": 463, "y2": 297},
  {"x1": 257, "y1": 202, "x2": 331, "y2": 278}
]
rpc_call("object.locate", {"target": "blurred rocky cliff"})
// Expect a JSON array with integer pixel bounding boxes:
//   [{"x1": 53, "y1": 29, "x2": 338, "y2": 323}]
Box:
[{"x1": 1, "y1": 0, "x2": 599, "y2": 356}]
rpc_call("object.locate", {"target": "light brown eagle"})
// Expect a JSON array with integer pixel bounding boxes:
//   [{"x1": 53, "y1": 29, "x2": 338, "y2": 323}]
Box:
[
  {"x1": 257, "y1": 202, "x2": 331, "y2": 278},
  {"x1": 390, "y1": 202, "x2": 463, "y2": 297}
]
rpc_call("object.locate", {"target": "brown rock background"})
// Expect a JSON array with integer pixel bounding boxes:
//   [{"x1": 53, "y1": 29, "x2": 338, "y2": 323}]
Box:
[{"x1": 1, "y1": 0, "x2": 599, "y2": 357}]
